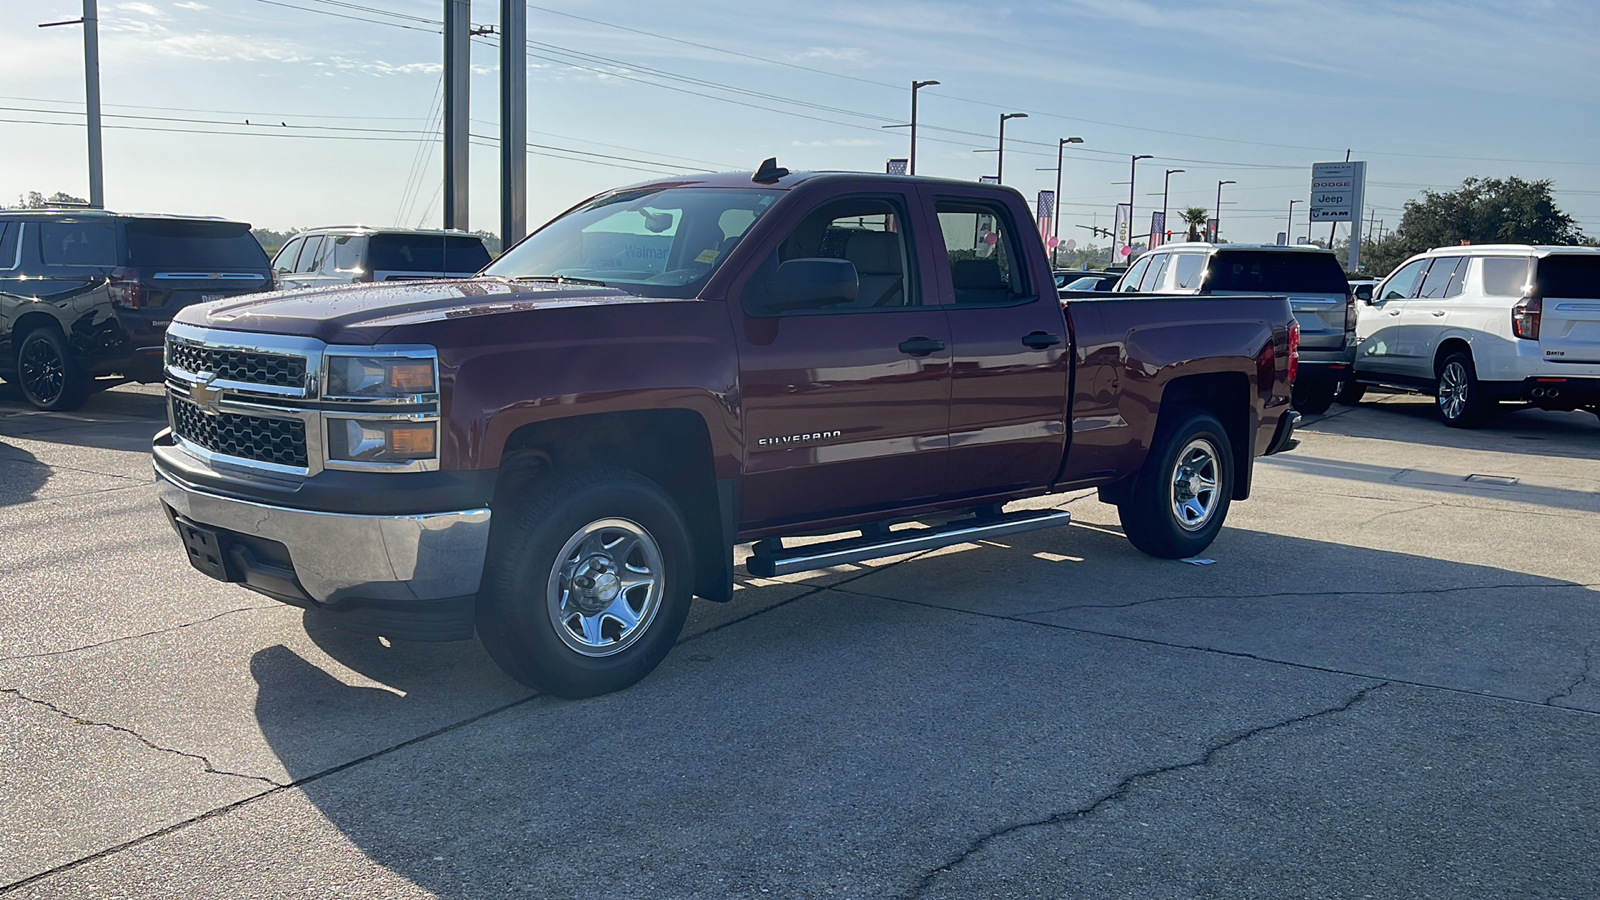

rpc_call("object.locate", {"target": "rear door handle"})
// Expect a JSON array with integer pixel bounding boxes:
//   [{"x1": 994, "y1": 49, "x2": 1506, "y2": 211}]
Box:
[
  {"x1": 898, "y1": 337, "x2": 946, "y2": 357},
  {"x1": 1022, "y1": 331, "x2": 1062, "y2": 349}
]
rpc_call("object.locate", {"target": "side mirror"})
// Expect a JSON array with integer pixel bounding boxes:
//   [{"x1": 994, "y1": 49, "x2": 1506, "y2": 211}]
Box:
[
  {"x1": 764, "y1": 258, "x2": 858, "y2": 311},
  {"x1": 1355, "y1": 284, "x2": 1374, "y2": 304}
]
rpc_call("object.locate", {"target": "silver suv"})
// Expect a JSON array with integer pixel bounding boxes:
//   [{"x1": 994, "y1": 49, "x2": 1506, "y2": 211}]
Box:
[
  {"x1": 272, "y1": 227, "x2": 492, "y2": 291},
  {"x1": 1114, "y1": 243, "x2": 1355, "y2": 413}
]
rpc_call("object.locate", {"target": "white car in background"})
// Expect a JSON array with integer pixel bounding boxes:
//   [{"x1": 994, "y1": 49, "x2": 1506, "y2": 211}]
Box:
[
  {"x1": 1343, "y1": 245, "x2": 1600, "y2": 427},
  {"x1": 272, "y1": 227, "x2": 492, "y2": 290}
]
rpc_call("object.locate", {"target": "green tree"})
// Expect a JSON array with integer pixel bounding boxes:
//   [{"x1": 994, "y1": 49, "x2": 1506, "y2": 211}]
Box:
[
  {"x1": 1180, "y1": 206, "x2": 1209, "y2": 241},
  {"x1": 7, "y1": 191, "x2": 89, "y2": 209},
  {"x1": 1362, "y1": 176, "x2": 1585, "y2": 275}
]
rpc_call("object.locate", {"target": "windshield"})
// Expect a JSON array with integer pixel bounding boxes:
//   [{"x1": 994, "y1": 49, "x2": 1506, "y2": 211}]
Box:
[{"x1": 484, "y1": 186, "x2": 781, "y2": 297}]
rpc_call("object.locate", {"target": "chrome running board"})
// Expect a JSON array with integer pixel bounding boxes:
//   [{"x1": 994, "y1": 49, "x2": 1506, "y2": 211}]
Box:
[{"x1": 745, "y1": 508, "x2": 1073, "y2": 577}]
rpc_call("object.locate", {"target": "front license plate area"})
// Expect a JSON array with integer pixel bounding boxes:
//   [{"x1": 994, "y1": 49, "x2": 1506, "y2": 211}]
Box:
[{"x1": 175, "y1": 517, "x2": 237, "y2": 582}]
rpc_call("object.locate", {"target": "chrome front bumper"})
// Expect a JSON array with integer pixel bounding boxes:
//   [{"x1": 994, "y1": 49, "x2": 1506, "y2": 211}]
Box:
[{"x1": 154, "y1": 465, "x2": 491, "y2": 606}]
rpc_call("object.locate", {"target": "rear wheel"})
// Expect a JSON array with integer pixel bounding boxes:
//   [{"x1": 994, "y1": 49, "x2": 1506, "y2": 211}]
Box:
[
  {"x1": 1435, "y1": 352, "x2": 1489, "y2": 428},
  {"x1": 17, "y1": 327, "x2": 89, "y2": 411},
  {"x1": 1292, "y1": 380, "x2": 1337, "y2": 415},
  {"x1": 476, "y1": 466, "x2": 694, "y2": 698},
  {"x1": 1118, "y1": 410, "x2": 1233, "y2": 559},
  {"x1": 1334, "y1": 380, "x2": 1366, "y2": 405}
]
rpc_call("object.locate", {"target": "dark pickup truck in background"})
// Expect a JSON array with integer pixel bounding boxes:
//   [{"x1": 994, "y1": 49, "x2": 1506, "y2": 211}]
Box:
[{"x1": 152, "y1": 164, "x2": 1299, "y2": 697}]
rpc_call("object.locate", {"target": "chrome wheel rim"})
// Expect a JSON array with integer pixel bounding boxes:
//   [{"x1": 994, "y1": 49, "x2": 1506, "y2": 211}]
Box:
[
  {"x1": 19, "y1": 337, "x2": 64, "y2": 404},
  {"x1": 1169, "y1": 439, "x2": 1221, "y2": 532},
  {"x1": 546, "y1": 517, "x2": 664, "y2": 658},
  {"x1": 1437, "y1": 361, "x2": 1468, "y2": 420}
]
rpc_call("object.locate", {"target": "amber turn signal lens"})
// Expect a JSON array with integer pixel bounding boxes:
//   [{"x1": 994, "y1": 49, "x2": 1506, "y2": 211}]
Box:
[
  {"x1": 386, "y1": 425, "x2": 436, "y2": 456},
  {"x1": 387, "y1": 362, "x2": 435, "y2": 392}
]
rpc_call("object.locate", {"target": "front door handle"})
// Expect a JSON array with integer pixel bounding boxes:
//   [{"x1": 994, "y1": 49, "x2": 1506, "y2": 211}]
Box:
[
  {"x1": 898, "y1": 337, "x2": 946, "y2": 357},
  {"x1": 1022, "y1": 331, "x2": 1062, "y2": 349},
  {"x1": 1387, "y1": 310, "x2": 1401, "y2": 316},
  {"x1": 1431, "y1": 310, "x2": 1446, "y2": 317}
]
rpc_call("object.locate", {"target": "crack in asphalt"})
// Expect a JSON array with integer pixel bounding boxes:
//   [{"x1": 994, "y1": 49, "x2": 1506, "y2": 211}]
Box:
[
  {"x1": 906, "y1": 682, "x2": 1389, "y2": 899},
  {"x1": 1014, "y1": 580, "x2": 1596, "y2": 617},
  {"x1": 0, "y1": 606, "x2": 282, "y2": 665},
  {"x1": 0, "y1": 550, "x2": 935, "y2": 895},
  {"x1": 0, "y1": 687, "x2": 282, "y2": 788},
  {"x1": 1357, "y1": 500, "x2": 1441, "y2": 526},
  {"x1": 0, "y1": 454, "x2": 150, "y2": 483},
  {"x1": 1547, "y1": 644, "x2": 1595, "y2": 707}
]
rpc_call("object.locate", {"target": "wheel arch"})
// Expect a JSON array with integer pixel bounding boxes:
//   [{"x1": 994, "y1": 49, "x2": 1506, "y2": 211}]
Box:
[
  {"x1": 1433, "y1": 337, "x2": 1474, "y2": 377},
  {"x1": 1157, "y1": 371, "x2": 1254, "y2": 501},
  {"x1": 494, "y1": 409, "x2": 734, "y2": 603}
]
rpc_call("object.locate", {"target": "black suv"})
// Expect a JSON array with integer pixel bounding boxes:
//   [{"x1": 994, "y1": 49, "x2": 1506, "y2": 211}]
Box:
[{"x1": 0, "y1": 210, "x2": 272, "y2": 410}]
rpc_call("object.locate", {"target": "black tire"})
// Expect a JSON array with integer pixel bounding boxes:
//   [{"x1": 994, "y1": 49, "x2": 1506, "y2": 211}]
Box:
[
  {"x1": 16, "y1": 327, "x2": 89, "y2": 411},
  {"x1": 476, "y1": 465, "x2": 694, "y2": 698},
  {"x1": 1118, "y1": 409, "x2": 1234, "y2": 559},
  {"x1": 1292, "y1": 379, "x2": 1337, "y2": 415},
  {"x1": 1334, "y1": 380, "x2": 1366, "y2": 405},
  {"x1": 1435, "y1": 351, "x2": 1489, "y2": 428}
]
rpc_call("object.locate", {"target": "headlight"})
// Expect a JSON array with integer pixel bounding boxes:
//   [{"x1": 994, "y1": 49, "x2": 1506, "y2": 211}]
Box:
[
  {"x1": 325, "y1": 355, "x2": 436, "y2": 399},
  {"x1": 327, "y1": 417, "x2": 437, "y2": 464}
]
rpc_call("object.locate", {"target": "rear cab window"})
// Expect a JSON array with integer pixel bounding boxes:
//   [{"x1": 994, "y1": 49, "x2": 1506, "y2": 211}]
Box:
[
  {"x1": 1207, "y1": 250, "x2": 1347, "y2": 293},
  {"x1": 935, "y1": 197, "x2": 1033, "y2": 306},
  {"x1": 368, "y1": 234, "x2": 491, "y2": 274},
  {"x1": 124, "y1": 219, "x2": 268, "y2": 270},
  {"x1": 1536, "y1": 255, "x2": 1600, "y2": 298}
]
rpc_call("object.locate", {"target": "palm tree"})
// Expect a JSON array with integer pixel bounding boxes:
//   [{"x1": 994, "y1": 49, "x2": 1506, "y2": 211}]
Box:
[{"x1": 1181, "y1": 207, "x2": 1209, "y2": 241}]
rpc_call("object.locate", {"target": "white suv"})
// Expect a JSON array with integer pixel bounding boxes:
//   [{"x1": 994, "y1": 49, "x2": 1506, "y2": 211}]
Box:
[
  {"x1": 271, "y1": 227, "x2": 491, "y2": 291},
  {"x1": 1344, "y1": 245, "x2": 1600, "y2": 427}
]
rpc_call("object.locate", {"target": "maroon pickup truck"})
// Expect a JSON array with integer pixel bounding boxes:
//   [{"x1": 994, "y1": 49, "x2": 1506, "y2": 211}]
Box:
[{"x1": 153, "y1": 163, "x2": 1299, "y2": 697}]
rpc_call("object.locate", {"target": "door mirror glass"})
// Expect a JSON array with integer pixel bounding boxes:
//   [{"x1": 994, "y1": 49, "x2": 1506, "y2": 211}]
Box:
[
  {"x1": 1354, "y1": 283, "x2": 1373, "y2": 303},
  {"x1": 762, "y1": 258, "x2": 859, "y2": 312}
]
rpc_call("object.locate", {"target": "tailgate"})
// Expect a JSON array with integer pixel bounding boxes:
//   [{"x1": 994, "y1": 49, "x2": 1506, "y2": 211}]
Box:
[
  {"x1": 125, "y1": 220, "x2": 272, "y2": 309},
  {"x1": 145, "y1": 272, "x2": 270, "y2": 309},
  {"x1": 1285, "y1": 292, "x2": 1347, "y2": 350},
  {"x1": 1537, "y1": 255, "x2": 1600, "y2": 364}
]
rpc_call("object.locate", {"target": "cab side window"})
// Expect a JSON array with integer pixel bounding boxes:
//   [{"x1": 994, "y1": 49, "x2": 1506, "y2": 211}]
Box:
[
  {"x1": 1380, "y1": 258, "x2": 1429, "y2": 300},
  {"x1": 1416, "y1": 256, "x2": 1463, "y2": 300},
  {"x1": 741, "y1": 195, "x2": 917, "y2": 316},
  {"x1": 1172, "y1": 253, "x2": 1205, "y2": 290},
  {"x1": 0, "y1": 222, "x2": 19, "y2": 270},
  {"x1": 935, "y1": 198, "x2": 1032, "y2": 306},
  {"x1": 39, "y1": 222, "x2": 117, "y2": 267},
  {"x1": 1137, "y1": 253, "x2": 1171, "y2": 292},
  {"x1": 295, "y1": 236, "x2": 327, "y2": 274},
  {"x1": 1480, "y1": 257, "x2": 1531, "y2": 297}
]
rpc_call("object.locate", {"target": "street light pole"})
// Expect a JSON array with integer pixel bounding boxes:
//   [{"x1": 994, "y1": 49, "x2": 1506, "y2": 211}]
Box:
[
  {"x1": 1129, "y1": 154, "x2": 1153, "y2": 250},
  {"x1": 1052, "y1": 137, "x2": 1084, "y2": 257},
  {"x1": 39, "y1": 0, "x2": 104, "y2": 208},
  {"x1": 1161, "y1": 168, "x2": 1184, "y2": 245},
  {"x1": 996, "y1": 112, "x2": 1027, "y2": 183},
  {"x1": 909, "y1": 79, "x2": 938, "y2": 175},
  {"x1": 1215, "y1": 180, "x2": 1235, "y2": 241},
  {"x1": 1287, "y1": 199, "x2": 1302, "y2": 245}
]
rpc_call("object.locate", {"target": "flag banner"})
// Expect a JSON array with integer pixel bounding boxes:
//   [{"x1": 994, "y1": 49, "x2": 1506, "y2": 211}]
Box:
[
  {"x1": 1205, "y1": 217, "x2": 1218, "y2": 242},
  {"x1": 1149, "y1": 211, "x2": 1166, "y2": 249},
  {"x1": 978, "y1": 175, "x2": 1000, "y2": 184},
  {"x1": 1112, "y1": 203, "x2": 1132, "y2": 260},
  {"x1": 1037, "y1": 190, "x2": 1055, "y2": 246}
]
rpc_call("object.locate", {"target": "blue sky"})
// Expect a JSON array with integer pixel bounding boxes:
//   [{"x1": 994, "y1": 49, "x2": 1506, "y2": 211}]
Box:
[{"x1": 5, "y1": 0, "x2": 1599, "y2": 252}]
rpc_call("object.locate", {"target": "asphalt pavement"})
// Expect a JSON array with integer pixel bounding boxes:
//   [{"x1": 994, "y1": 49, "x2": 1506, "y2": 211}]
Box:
[{"x1": 1, "y1": 381, "x2": 1597, "y2": 899}]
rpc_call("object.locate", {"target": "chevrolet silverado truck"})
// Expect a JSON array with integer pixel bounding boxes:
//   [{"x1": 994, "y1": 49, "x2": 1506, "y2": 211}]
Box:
[{"x1": 153, "y1": 163, "x2": 1299, "y2": 698}]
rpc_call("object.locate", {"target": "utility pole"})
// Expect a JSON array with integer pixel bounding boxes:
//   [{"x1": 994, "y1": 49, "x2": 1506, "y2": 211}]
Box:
[
  {"x1": 442, "y1": 0, "x2": 469, "y2": 230},
  {"x1": 1215, "y1": 180, "x2": 1235, "y2": 241},
  {"x1": 1287, "y1": 199, "x2": 1301, "y2": 244},
  {"x1": 499, "y1": 0, "x2": 527, "y2": 245},
  {"x1": 39, "y1": 0, "x2": 103, "y2": 208},
  {"x1": 996, "y1": 112, "x2": 1027, "y2": 183}
]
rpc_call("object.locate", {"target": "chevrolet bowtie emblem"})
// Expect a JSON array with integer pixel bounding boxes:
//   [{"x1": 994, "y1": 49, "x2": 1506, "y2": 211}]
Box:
[{"x1": 190, "y1": 373, "x2": 223, "y2": 415}]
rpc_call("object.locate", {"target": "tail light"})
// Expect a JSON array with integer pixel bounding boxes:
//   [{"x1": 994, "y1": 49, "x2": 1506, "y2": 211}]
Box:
[
  {"x1": 108, "y1": 268, "x2": 145, "y2": 309},
  {"x1": 1512, "y1": 295, "x2": 1541, "y2": 340},
  {"x1": 1345, "y1": 290, "x2": 1357, "y2": 331},
  {"x1": 1287, "y1": 319, "x2": 1300, "y2": 385}
]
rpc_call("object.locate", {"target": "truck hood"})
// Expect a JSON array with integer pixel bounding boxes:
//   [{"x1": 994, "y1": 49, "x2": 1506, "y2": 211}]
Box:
[{"x1": 174, "y1": 278, "x2": 673, "y2": 344}]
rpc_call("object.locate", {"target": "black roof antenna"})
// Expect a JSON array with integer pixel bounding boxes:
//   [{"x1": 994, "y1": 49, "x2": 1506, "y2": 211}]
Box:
[{"x1": 752, "y1": 157, "x2": 789, "y2": 184}]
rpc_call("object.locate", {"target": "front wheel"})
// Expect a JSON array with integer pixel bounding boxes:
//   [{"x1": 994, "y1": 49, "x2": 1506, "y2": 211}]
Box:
[
  {"x1": 1334, "y1": 380, "x2": 1366, "y2": 405},
  {"x1": 1118, "y1": 410, "x2": 1234, "y2": 559},
  {"x1": 1435, "y1": 352, "x2": 1489, "y2": 428},
  {"x1": 476, "y1": 466, "x2": 694, "y2": 698}
]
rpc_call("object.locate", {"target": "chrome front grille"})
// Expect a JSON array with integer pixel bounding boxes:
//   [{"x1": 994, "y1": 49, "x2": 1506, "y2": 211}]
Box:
[
  {"x1": 166, "y1": 341, "x2": 306, "y2": 389},
  {"x1": 171, "y1": 395, "x2": 309, "y2": 468}
]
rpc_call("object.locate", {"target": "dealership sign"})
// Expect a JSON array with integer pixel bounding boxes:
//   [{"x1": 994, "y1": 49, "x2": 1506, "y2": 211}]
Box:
[{"x1": 1309, "y1": 161, "x2": 1366, "y2": 222}]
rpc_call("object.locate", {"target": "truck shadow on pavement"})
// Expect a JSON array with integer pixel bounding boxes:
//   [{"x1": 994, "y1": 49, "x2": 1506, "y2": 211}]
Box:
[
  {"x1": 246, "y1": 523, "x2": 1600, "y2": 899},
  {"x1": 0, "y1": 383, "x2": 168, "y2": 455},
  {"x1": 0, "y1": 440, "x2": 49, "y2": 507}
]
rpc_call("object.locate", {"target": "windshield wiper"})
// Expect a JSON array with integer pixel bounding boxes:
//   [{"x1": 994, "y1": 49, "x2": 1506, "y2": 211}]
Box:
[{"x1": 503, "y1": 275, "x2": 609, "y2": 287}]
